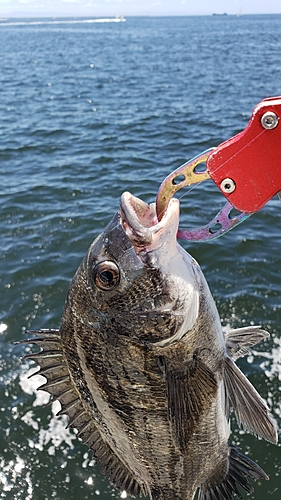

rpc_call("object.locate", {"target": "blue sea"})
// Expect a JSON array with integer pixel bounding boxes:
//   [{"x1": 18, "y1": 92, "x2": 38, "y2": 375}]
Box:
[{"x1": 0, "y1": 14, "x2": 281, "y2": 500}]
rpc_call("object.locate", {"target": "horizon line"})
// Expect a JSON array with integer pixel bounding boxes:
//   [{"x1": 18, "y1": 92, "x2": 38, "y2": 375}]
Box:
[{"x1": 1, "y1": 12, "x2": 281, "y2": 19}]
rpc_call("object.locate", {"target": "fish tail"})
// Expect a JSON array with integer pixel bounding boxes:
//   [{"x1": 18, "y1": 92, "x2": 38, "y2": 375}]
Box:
[{"x1": 198, "y1": 444, "x2": 268, "y2": 500}]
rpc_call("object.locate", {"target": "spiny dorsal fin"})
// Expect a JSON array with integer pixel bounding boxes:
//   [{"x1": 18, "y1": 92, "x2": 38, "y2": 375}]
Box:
[
  {"x1": 224, "y1": 356, "x2": 278, "y2": 444},
  {"x1": 164, "y1": 355, "x2": 217, "y2": 450},
  {"x1": 20, "y1": 330, "x2": 147, "y2": 498},
  {"x1": 198, "y1": 443, "x2": 268, "y2": 500},
  {"x1": 225, "y1": 326, "x2": 269, "y2": 361}
]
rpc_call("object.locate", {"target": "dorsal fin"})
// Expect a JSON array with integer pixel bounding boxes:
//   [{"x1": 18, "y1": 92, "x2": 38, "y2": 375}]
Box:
[
  {"x1": 224, "y1": 326, "x2": 269, "y2": 360},
  {"x1": 19, "y1": 330, "x2": 147, "y2": 498},
  {"x1": 224, "y1": 356, "x2": 277, "y2": 444}
]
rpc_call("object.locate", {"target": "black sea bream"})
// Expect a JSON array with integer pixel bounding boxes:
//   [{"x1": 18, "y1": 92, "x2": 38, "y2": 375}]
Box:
[{"x1": 25, "y1": 193, "x2": 277, "y2": 500}]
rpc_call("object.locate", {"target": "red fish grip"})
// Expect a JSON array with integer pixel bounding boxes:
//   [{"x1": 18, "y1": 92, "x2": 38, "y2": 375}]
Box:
[{"x1": 207, "y1": 96, "x2": 281, "y2": 213}]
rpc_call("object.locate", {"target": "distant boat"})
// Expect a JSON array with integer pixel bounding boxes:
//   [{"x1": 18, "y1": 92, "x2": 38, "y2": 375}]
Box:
[
  {"x1": 212, "y1": 13, "x2": 228, "y2": 16},
  {"x1": 94, "y1": 16, "x2": 126, "y2": 23}
]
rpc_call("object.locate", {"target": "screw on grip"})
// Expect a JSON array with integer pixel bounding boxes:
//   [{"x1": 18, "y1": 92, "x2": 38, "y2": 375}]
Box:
[{"x1": 206, "y1": 96, "x2": 281, "y2": 213}]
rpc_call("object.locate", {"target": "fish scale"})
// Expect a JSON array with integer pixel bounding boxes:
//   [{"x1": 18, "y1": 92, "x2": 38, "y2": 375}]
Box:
[{"x1": 20, "y1": 193, "x2": 277, "y2": 500}]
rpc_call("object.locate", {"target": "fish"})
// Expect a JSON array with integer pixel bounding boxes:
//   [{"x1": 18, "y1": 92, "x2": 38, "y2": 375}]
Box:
[{"x1": 23, "y1": 192, "x2": 278, "y2": 500}]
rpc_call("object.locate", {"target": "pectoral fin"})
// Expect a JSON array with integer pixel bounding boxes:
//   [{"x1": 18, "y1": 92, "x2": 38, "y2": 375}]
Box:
[
  {"x1": 225, "y1": 325, "x2": 269, "y2": 361},
  {"x1": 224, "y1": 356, "x2": 277, "y2": 444},
  {"x1": 164, "y1": 355, "x2": 217, "y2": 450}
]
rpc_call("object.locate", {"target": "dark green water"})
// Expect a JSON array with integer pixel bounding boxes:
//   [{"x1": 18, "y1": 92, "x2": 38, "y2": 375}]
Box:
[{"x1": 0, "y1": 14, "x2": 280, "y2": 500}]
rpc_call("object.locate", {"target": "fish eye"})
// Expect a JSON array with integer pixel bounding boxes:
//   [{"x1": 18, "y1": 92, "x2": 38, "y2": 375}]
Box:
[{"x1": 93, "y1": 261, "x2": 120, "y2": 291}]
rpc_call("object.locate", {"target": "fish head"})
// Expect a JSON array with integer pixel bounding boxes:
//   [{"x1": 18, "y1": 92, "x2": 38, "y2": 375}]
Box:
[{"x1": 64, "y1": 192, "x2": 199, "y2": 345}]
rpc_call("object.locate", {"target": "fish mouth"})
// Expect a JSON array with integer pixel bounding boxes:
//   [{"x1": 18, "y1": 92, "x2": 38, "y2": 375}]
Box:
[
  {"x1": 119, "y1": 192, "x2": 199, "y2": 347},
  {"x1": 120, "y1": 191, "x2": 179, "y2": 250}
]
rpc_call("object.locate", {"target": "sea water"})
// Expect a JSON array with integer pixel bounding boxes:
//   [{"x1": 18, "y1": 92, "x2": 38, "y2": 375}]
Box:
[{"x1": 1, "y1": 15, "x2": 281, "y2": 500}]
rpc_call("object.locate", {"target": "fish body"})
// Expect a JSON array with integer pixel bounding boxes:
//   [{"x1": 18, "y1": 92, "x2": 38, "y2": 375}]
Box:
[{"x1": 25, "y1": 193, "x2": 277, "y2": 500}]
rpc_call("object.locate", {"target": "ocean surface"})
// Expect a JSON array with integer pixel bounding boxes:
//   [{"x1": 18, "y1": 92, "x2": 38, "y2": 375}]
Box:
[{"x1": 0, "y1": 14, "x2": 281, "y2": 500}]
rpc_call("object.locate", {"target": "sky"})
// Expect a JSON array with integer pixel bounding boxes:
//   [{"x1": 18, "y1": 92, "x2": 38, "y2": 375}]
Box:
[{"x1": 0, "y1": 0, "x2": 281, "y2": 17}]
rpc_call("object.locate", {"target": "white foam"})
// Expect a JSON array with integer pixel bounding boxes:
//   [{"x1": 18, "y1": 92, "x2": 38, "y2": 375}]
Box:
[
  {"x1": 19, "y1": 364, "x2": 76, "y2": 452},
  {"x1": 0, "y1": 323, "x2": 7, "y2": 334},
  {"x1": 0, "y1": 18, "x2": 126, "y2": 27}
]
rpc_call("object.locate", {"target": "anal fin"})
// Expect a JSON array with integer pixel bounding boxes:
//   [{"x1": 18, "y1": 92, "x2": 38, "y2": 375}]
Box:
[
  {"x1": 198, "y1": 444, "x2": 268, "y2": 500},
  {"x1": 224, "y1": 356, "x2": 277, "y2": 444}
]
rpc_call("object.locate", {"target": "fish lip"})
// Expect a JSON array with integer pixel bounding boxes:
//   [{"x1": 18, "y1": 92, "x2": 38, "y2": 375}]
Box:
[{"x1": 120, "y1": 191, "x2": 179, "y2": 248}]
